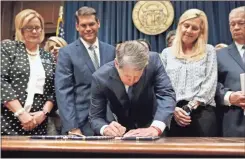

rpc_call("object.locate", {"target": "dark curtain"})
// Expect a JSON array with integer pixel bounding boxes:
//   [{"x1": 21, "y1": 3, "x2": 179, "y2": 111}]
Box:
[{"x1": 63, "y1": 1, "x2": 245, "y2": 53}]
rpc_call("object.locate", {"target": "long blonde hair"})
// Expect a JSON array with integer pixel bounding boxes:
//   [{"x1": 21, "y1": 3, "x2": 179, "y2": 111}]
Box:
[
  {"x1": 15, "y1": 9, "x2": 45, "y2": 43},
  {"x1": 173, "y1": 9, "x2": 208, "y2": 61}
]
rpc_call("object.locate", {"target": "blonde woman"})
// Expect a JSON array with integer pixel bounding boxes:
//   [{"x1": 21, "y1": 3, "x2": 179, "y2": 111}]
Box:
[
  {"x1": 44, "y1": 36, "x2": 67, "y2": 135},
  {"x1": 44, "y1": 36, "x2": 67, "y2": 62},
  {"x1": 1, "y1": 9, "x2": 56, "y2": 135},
  {"x1": 160, "y1": 9, "x2": 217, "y2": 137}
]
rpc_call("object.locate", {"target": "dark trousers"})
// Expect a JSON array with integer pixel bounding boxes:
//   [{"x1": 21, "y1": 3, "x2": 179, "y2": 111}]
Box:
[{"x1": 168, "y1": 101, "x2": 217, "y2": 137}]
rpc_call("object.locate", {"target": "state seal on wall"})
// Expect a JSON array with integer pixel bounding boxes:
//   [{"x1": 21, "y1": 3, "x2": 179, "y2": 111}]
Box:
[{"x1": 132, "y1": 1, "x2": 174, "y2": 35}]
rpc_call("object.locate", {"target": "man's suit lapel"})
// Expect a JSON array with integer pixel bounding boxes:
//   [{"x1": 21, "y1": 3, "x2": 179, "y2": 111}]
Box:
[
  {"x1": 130, "y1": 70, "x2": 146, "y2": 103},
  {"x1": 228, "y1": 43, "x2": 245, "y2": 71},
  {"x1": 99, "y1": 41, "x2": 107, "y2": 66},
  {"x1": 75, "y1": 39, "x2": 96, "y2": 73},
  {"x1": 109, "y1": 67, "x2": 130, "y2": 109}
]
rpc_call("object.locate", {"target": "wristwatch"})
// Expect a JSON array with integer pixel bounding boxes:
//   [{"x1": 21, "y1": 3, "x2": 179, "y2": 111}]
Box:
[
  {"x1": 42, "y1": 110, "x2": 50, "y2": 117},
  {"x1": 14, "y1": 108, "x2": 25, "y2": 117},
  {"x1": 188, "y1": 101, "x2": 199, "y2": 109}
]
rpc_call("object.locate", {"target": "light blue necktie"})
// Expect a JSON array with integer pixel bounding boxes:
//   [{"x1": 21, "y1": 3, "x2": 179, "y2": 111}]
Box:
[{"x1": 88, "y1": 45, "x2": 99, "y2": 70}]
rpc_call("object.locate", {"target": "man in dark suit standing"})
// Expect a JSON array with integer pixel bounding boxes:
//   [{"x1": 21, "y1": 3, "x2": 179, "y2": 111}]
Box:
[
  {"x1": 89, "y1": 40, "x2": 176, "y2": 137},
  {"x1": 216, "y1": 6, "x2": 245, "y2": 137},
  {"x1": 55, "y1": 6, "x2": 115, "y2": 135}
]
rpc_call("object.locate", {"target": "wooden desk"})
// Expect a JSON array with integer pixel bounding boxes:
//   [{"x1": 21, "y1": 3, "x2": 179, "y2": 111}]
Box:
[{"x1": 1, "y1": 136, "x2": 245, "y2": 157}]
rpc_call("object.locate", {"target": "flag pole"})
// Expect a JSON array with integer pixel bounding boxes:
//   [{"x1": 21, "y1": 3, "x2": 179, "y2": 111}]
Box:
[{"x1": 56, "y1": 6, "x2": 63, "y2": 36}]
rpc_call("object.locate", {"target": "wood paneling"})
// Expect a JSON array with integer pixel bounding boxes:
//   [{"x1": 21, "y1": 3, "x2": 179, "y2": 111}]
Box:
[
  {"x1": 13, "y1": 1, "x2": 62, "y2": 33},
  {"x1": 1, "y1": 1, "x2": 14, "y2": 40},
  {"x1": 1, "y1": 1, "x2": 62, "y2": 40}
]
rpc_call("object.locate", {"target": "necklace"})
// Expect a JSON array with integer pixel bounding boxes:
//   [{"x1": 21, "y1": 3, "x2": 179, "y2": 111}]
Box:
[
  {"x1": 26, "y1": 47, "x2": 39, "y2": 56},
  {"x1": 27, "y1": 52, "x2": 37, "y2": 56}
]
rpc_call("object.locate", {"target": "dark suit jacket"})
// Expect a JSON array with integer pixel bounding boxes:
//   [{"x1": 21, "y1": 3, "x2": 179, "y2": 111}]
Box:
[
  {"x1": 216, "y1": 43, "x2": 245, "y2": 137},
  {"x1": 55, "y1": 39, "x2": 115, "y2": 135},
  {"x1": 89, "y1": 52, "x2": 176, "y2": 135}
]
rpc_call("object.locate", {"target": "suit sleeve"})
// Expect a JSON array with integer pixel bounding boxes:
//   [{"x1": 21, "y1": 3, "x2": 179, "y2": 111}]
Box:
[
  {"x1": 55, "y1": 48, "x2": 77, "y2": 133},
  {"x1": 153, "y1": 54, "x2": 176, "y2": 128},
  {"x1": 1, "y1": 41, "x2": 18, "y2": 104},
  {"x1": 215, "y1": 51, "x2": 231, "y2": 106},
  {"x1": 215, "y1": 82, "x2": 231, "y2": 106},
  {"x1": 193, "y1": 46, "x2": 218, "y2": 105},
  {"x1": 89, "y1": 75, "x2": 109, "y2": 135}
]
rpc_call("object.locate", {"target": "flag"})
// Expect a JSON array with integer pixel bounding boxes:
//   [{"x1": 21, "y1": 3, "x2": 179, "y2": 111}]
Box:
[{"x1": 56, "y1": 16, "x2": 65, "y2": 39}]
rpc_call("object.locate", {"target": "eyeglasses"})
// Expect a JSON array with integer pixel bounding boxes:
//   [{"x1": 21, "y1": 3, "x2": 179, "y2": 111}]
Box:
[{"x1": 22, "y1": 26, "x2": 42, "y2": 32}]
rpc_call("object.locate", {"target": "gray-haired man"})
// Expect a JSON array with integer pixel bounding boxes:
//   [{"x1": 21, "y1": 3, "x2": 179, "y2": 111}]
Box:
[
  {"x1": 216, "y1": 6, "x2": 245, "y2": 137},
  {"x1": 89, "y1": 40, "x2": 176, "y2": 137}
]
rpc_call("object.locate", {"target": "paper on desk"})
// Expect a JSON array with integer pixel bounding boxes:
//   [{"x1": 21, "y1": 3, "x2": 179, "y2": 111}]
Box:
[{"x1": 240, "y1": 73, "x2": 245, "y2": 115}]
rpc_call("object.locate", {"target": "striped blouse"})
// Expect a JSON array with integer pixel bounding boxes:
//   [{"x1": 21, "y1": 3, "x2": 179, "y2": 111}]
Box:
[{"x1": 160, "y1": 44, "x2": 217, "y2": 106}]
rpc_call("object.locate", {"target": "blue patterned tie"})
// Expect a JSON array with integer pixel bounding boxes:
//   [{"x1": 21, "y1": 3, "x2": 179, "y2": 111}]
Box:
[
  {"x1": 88, "y1": 45, "x2": 100, "y2": 70},
  {"x1": 128, "y1": 86, "x2": 133, "y2": 101}
]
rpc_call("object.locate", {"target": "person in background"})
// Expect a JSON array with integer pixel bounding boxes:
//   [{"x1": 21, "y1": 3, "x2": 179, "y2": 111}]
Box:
[
  {"x1": 165, "y1": 30, "x2": 176, "y2": 47},
  {"x1": 215, "y1": 6, "x2": 245, "y2": 137},
  {"x1": 89, "y1": 40, "x2": 176, "y2": 137},
  {"x1": 1, "y1": 9, "x2": 56, "y2": 135},
  {"x1": 55, "y1": 6, "x2": 115, "y2": 136},
  {"x1": 44, "y1": 36, "x2": 67, "y2": 62},
  {"x1": 160, "y1": 9, "x2": 218, "y2": 137},
  {"x1": 215, "y1": 43, "x2": 228, "y2": 51},
  {"x1": 44, "y1": 36, "x2": 67, "y2": 135}
]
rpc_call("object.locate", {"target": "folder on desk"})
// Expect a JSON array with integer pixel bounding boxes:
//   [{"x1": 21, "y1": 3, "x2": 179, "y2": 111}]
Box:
[{"x1": 30, "y1": 135, "x2": 115, "y2": 140}]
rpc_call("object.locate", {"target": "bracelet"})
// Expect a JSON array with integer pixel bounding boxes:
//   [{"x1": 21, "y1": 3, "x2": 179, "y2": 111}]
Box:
[
  {"x1": 188, "y1": 101, "x2": 199, "y2": 109},
  {"x1": 14, "y1": 108, "x2": 25, "y2": 117},
  {"x1": 151, "y1": 126, "x2": 162, "y2": 136}
]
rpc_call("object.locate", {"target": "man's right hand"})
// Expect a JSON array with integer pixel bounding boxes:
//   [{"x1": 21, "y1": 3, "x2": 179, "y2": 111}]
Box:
[
  {"x1": 103, "y1": 121, "x2": 126, "y2": 137},
  {"x1": 230, "y1": 91, "x2": 245, "y2": 108}
]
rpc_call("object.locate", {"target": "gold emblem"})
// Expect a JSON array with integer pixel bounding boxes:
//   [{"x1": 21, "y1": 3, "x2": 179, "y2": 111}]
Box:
[{"x1": 132, "y1": 1, "x2": 174, "y2": 35}]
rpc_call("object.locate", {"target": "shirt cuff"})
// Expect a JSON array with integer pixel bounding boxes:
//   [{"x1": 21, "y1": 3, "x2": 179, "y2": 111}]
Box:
[
  {"x1": 100, "y1": 125, "x2": 108, "y2": 136},
  {"x1": 151, "y1": 120, "x2": 166, "y2": 133},
  {"x1": 224, "y1": 91, "x2": 233, "y2": 106}
]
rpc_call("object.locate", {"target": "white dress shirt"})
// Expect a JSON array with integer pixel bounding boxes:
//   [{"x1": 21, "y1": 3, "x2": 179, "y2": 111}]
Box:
[{"x1": 80, "y1": 37, "x2": 100, "y2": 66}]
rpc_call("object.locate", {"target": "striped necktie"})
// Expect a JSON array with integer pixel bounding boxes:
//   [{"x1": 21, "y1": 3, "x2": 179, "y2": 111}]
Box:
[{"x1": 88, "y1": 45, "x2": 100, "y2": 70}]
